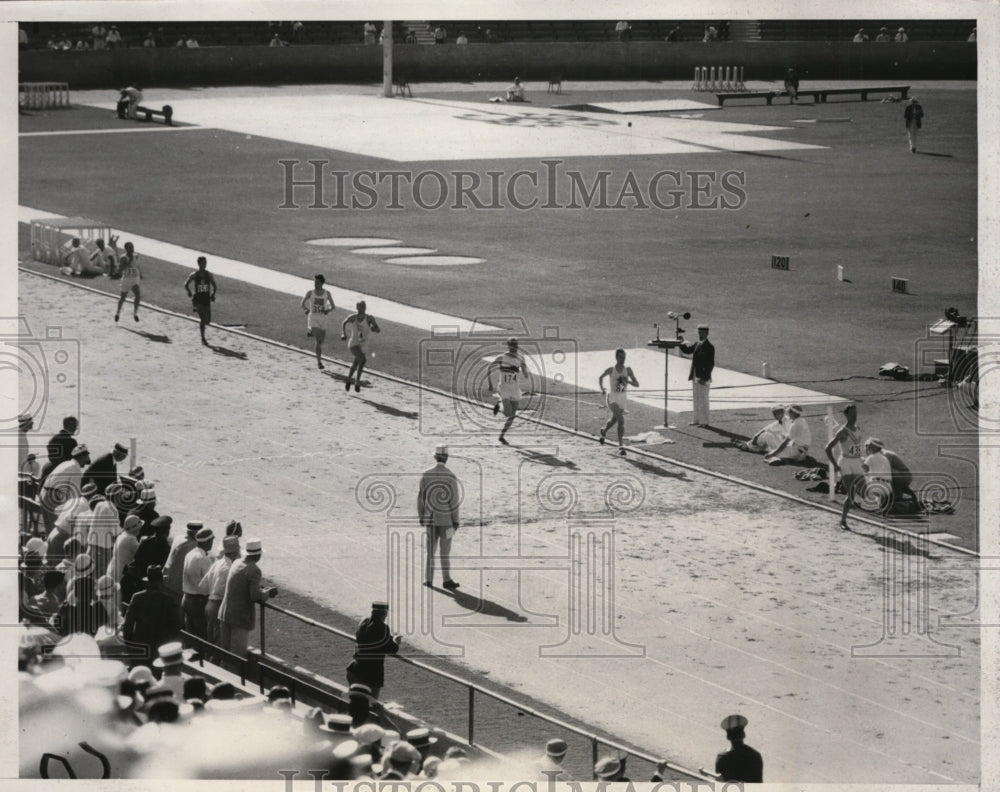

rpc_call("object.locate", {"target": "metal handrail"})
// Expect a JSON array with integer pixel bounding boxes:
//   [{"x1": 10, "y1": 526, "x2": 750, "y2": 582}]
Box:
[{"x1": 258, "y1": 600, "x2": 713, "y2": 782}]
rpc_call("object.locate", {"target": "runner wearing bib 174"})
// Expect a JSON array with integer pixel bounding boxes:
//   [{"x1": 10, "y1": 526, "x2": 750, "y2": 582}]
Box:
[
  {"x1": 301, "y1": 274, "x2": 335, "y2": 370},
  {"x1": 487, "y1": 337, "x2": 530, "y2": 446}
]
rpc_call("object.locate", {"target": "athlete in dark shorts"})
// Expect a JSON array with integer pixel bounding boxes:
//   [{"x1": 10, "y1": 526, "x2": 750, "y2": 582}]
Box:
[{"x1": 185, "y1": 256, "x2": 218, "y2": 345}]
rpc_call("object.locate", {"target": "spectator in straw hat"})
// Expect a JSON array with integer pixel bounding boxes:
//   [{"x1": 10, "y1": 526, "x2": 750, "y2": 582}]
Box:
[
  {"x1": 419, "y1": 444, "x2": 461, "y2": 589},
  {"x1": 164, "y1": 522, "x2": 201, "y2": 606},
  {"x1": 353, "y1": 723, "x2": 386, "y2": 760},
  {"x1": 852, "y1": 28, "x2": 868, "y2": 42},
  {"x1": 379, "y1": 740, "x2": 421, "y2": 780},
  {"x1": 181, "y1": 527, "x2": 215, "y2": 640},
  {"x1": 346, "y1": 601, "x2": 401, "y2": 699},
  {"x1": 594, "y1": 755, "x2": 630, "y2": 782},
  {"x1": 715, "y1": 714, "x2": 763, "y2": 782},
  {"x1": 895, "y1": 26, "x2": 909, "y2": 42},
  {"x1": 107, "y1": 514, "x2": 142, "y2": 583},
  {"x1": 203, "y1": 534, "x2": 241, "y2": 650},
  {"x1": 764, "y1": 404, "x2": 811, "y2": 465},
  {"x1": 83, "y1": 442, "x2": 128, "y2": 496},
  {"x1": 39, "y1": 442, "x2": 89, "y2": 532},
  {"x1": 123, "y1": 565, "x2": 180, "y2": 666},
  {"x1": 85, "y1": 485, "x2": 120, "y2": 576},
  {"x1": 218, "y1": 537, "x2": 277, "y2": 656},
  {"x1": 130, "y1": 482, "x2": 160, "y2": 538},
  {"x1": 875, "y1": 26, "x2": 891, "y2": 42},
  {"x1": 405, "y1": 727, "x2": 438, "y2": 766},
  {"x1": 153, "y1": 641, "x2": 193, "y2": 699},
  {"x1": 537, "y1": 738, "x2": 573, "y2": 780}
]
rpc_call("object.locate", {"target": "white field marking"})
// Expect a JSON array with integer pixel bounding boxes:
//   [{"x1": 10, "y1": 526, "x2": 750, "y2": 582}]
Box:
[
  {"x1": 18, "y1": 205, "x2": 505, "y2": 335},
  {"x1": 575, "y1": 98, "x2": 722, "y2": 113},
  {"x1": 384, "y1": 255, "x2": 485, "y2": 266},
  {"x1": 306, "y1": 237, "x2": 402, "y2": 247},
  {"x1": 518, "y1": 347, "x2": 847, "y2": 414},
  {"x1": 349, "y1": 246, "x2": 437, "y2": 256},
  {"x1": 18, "y1": 126, "x2": 207, "y2": 137},
  {"x1": 82, "y1": 94, "x2": 826, "y2": 162}
]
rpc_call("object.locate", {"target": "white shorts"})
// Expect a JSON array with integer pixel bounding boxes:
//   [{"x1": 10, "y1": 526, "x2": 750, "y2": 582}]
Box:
[
  {"x1": 840, "y1": 457, "x2": 864, "y2": 477},
  {"x1": 307, "y1": 313, "x2": 329, "y2": 331},
  {"x1": 607, "y1": 392, "x2": 627, "y2": 410}
]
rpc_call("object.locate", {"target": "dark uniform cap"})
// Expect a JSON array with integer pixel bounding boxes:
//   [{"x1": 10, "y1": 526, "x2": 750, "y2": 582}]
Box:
[{"x1": 720, "y1": 714, "x2": 749, "y2": 731}]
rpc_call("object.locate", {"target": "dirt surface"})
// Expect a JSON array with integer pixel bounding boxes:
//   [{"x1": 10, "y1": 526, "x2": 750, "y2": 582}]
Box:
[{"x1": 16, "y1": 271, "x2": 980, "y2": 783}]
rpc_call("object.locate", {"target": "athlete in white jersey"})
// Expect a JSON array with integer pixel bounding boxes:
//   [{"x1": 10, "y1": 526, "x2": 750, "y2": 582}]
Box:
[
  {"x1": 487, "y1": 337, "x2": 530, "y2": 445},
  {"x1": 341, "y1": 300, "x2": 380, "y2": 392},
  {"x1": 598, "y1": 348, "x2": 639, "y2": 456},
  {"x1": 300, "y1": 274, "x2": 335, "y2": 369},
  {"x1": 114, "y1": 242, "x2": 142, "y2": 322},
  {"x1": 824, "y1": 402, "x2": 864, "y2": 530}
]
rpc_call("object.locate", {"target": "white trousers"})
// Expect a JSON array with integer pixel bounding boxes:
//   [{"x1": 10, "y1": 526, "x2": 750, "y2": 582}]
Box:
[{"x1": 692, "y1": 379, "x2": 711, "y2": 425}]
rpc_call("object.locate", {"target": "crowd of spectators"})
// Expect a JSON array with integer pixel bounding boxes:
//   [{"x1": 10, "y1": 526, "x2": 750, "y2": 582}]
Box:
[
  {"x1": 18, "y1": 411, "x2": 764, "y2": 781},
  {"x1": 18, "y1": 413, "x2": 280, "y2": 663}
]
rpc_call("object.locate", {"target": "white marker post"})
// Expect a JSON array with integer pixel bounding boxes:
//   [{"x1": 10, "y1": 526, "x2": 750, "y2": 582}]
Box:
[
  {"x1": 825, "y1": 405, "x2": 837, "y2": 501},
  {"x1": 382, "y1": 20, "x2": 393, "y2": 98}
]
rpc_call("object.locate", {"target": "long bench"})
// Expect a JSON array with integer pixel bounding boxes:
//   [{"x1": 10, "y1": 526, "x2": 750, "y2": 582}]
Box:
[
  {"x1": 136, "y1": 104, "x2": 174, "y2": 125},
  {"x1": 716, "y1": 84, "x2": 910, "y2": 106}
]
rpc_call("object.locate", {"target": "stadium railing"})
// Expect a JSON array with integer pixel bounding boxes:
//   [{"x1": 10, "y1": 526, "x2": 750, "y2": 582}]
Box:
[{"x1": 252, "y1": 600, "x2": 715, "y2": 782}]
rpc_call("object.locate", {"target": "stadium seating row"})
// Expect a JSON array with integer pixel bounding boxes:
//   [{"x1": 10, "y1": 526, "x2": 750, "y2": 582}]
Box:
[
  {"x1": 757, "y1": 19, "x2": 974, "y2": 41},
  {"x1": 23, "y1": 19, "x2": 976, "y2": 49}
]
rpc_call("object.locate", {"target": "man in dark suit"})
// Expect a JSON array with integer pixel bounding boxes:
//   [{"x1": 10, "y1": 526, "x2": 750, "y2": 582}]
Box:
[
  {"x1": 122, "y1": 565, "x2": 180, "y2": 666},
  {"x1": 83, "y1": 442, "x2": 128, "y2": 495},
  {"x1": 41, "y1": 415, "x2": 78, "y2": 482},
  {"x1": 715, "y1": 714, "x2": 763, "y2": 782},
  {"x1": 346, "y1": 601, "x2": 401, "y2": 699},
  {"x1": 679, "y1": 324, "x2": 715, "y2": 427},
  {"x1": 133, "y1": 516, "x2": 172, "y2": 576}
]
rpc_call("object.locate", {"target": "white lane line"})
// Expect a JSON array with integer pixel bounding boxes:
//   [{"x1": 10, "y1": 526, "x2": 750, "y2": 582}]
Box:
[
  {"x1": 19, "y1": 127, "x2": 208, "y2": 137},
  {"x1": 18, "y1": 205, "x2": 504, "y2": 335}
]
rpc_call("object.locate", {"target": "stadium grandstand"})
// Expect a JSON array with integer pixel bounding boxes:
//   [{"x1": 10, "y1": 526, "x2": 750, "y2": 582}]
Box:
[
  {"x1": 20, "y1": 19, "x2": 976, "y2": 48},
  {"x1": 15, "y1": 9, "x2": 987, "y2": 787}
]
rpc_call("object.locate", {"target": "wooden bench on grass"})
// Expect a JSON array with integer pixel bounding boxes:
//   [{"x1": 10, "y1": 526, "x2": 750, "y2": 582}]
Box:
[
  {"x1": 136, "y1": 104, "x2": 174, "y2": 125},
  {"x1": 715, "y1": 90, "x2": 786, "y2": 106},
  {"x1": 392, "y1": 75, "x2": 412, "y2": 97},
  {"x1": 809, "y1": 84, "x2": 911, "y2": 102},
  {"x1": 716, "y1": 84, "x2": 910, "y2": 107}
]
